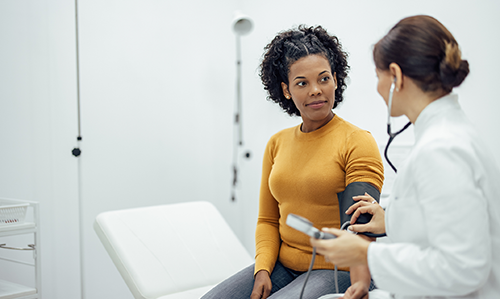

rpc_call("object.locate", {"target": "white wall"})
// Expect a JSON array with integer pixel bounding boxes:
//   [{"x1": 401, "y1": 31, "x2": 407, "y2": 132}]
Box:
[{"x1": 1, "y1": 0, "x2": 499, "y2": 298}]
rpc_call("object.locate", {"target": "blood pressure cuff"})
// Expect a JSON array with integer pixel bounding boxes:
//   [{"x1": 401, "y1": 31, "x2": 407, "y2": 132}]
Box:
[{"x1": 337, "y1": 182, "x2": 380, "y2": 235}]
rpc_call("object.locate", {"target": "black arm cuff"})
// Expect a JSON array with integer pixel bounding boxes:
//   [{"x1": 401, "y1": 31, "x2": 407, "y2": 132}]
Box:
[{"x1": 337, "y1": 181, "x2": 385, "y2": 238}]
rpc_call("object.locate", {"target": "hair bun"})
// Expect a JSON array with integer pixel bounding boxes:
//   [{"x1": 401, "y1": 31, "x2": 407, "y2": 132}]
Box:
[{"x1": 439, "y1": 41, "x2": 469, "y2": 91}]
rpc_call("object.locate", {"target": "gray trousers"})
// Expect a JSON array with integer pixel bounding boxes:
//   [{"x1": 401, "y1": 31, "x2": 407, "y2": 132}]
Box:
[{"x1": 201, "y1": 260, "x2": 375, "y2": 299}]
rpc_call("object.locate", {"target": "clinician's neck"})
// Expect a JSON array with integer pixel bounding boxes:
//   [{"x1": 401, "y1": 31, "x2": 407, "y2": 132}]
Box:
[{"x1": 403, "y1": 86, "x2": 448, "y2": 123}]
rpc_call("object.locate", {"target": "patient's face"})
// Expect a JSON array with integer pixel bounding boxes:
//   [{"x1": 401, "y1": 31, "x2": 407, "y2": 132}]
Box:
[{"x1": 281, "y1": 54, "x2": 337, "y2": 131}]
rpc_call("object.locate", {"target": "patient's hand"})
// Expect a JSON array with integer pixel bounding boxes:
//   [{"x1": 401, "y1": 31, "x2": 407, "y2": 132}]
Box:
[
  {"x1": 343, "y1": 281, "x2": 370, "y2": 299},
  {"x1": 347, "y1": 193, "x2": 386, "y2": 235},
  {"x1": 251, "y1": 270, "x2": 272, "y2": 299}
]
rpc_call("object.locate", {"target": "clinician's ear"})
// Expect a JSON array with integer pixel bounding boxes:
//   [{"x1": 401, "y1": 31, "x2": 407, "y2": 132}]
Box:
[
  {"x1": 389, "y1": 63, "x2": 403, "y2": 91},
  {"x1": 333, "y1": 72, "x2": 337, "y2": 90},
  {"x1": 281, "y1": 82, "x2": 291, "y2": 99}
]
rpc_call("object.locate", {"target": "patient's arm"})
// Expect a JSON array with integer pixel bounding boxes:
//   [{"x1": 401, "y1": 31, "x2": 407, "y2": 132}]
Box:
[{"x1": 346, "y1": 264, "x2": 371, "y2": 299}]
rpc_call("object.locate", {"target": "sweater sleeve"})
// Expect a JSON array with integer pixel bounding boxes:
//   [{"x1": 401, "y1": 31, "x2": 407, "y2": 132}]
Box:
[
  {"x1": 343, "y1": 130, "x2": 384, "y2": 191},
  {"x1": 254, "y1": 137, "x2": 281, "y2": 276}
]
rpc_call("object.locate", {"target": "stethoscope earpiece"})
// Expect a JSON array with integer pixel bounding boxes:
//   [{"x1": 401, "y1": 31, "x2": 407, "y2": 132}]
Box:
[{"x1": 385, "y1": 77, "x2": 411, "y2": 173}]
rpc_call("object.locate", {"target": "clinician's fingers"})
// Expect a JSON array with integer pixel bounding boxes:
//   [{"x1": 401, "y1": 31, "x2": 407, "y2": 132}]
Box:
[
  {"x1": 311, "y1": 229, "x2": 371, "y2": 267},
  {"x1": 349, "y1": 206, "x2": 376, "y2": 232},
  {"x1": 351, "y1": 205, "x2": 386, "y2": 235},
  {"x1": 350, "y1": 205, "x2": 376, "y2": 224},
  {"x1": 345, "y1": 201, "x2": 371, "y2": 215},
  {"x1": 347, "y1": 203, "x2": 373, "y2": 223},
  {"x1": 309, "y1": 228, "x2": 345, "y2": 248},
  {"x1": 352, "y1": 192, "x2": 374, "y2": 202},
  {"x1": 322, "y1": 227, "x2": 344, "y2": 237},
  {"x1": 348, "y1": 223, "x2": 373, "y2": 233}
]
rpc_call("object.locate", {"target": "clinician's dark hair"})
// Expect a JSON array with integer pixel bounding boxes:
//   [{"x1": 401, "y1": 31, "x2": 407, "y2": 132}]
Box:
[
  {"x1": 259, "y1": 25, "x2": 349, "y2": 116},
  {"x1": 373, "y1": 15, "x2": 469, "y2": 93}
]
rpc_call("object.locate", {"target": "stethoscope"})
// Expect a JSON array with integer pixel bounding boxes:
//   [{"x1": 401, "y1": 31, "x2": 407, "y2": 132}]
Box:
[{"x1": 384, "y1": 79, "x2": 412, "y2": 173}]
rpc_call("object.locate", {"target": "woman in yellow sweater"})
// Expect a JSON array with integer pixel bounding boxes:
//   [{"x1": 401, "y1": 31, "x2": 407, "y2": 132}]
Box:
[{"x1": 202, "y1": 25, "x2": 384, "y2": 299}]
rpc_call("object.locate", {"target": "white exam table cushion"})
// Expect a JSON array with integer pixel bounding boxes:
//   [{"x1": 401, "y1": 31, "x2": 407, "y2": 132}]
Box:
[{"x1": 94, "y1": 201, "x2": 253, "y2": 299}]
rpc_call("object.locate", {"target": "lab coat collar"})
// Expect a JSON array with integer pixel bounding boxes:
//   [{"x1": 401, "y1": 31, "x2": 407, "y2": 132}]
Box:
[{"x1": 413, "y1": 93, "x2": 460, "y2": 141}]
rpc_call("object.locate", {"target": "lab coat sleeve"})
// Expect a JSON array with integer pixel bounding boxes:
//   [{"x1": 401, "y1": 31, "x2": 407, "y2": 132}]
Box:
[{"x1": 368, "y1": 140, "x2": 491, "y2": 296}]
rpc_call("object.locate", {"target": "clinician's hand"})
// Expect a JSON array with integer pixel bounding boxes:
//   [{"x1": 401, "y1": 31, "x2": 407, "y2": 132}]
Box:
[
  {"x1": 250, "y1": 270, "x2": 272, "y2": 299},
  {"x1": 342, "y1": 281, "x2": 369, "y2": 299},
  {"x1": 347, "y1": 193, "x2": 386, "y2": 235},
  {"x1": 310, "y1": 228, "x2": 370, "y2": 268}
]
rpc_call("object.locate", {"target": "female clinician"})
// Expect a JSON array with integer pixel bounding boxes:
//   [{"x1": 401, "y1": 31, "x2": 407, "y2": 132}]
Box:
[{"x1": 310, "y1": 15, "x2": 500, "y2": 299}]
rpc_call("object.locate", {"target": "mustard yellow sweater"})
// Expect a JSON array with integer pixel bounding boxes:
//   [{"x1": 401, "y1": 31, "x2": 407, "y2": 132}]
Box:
[{"x1": 255, "y1": 115, "x2": 384, "y2": 275}]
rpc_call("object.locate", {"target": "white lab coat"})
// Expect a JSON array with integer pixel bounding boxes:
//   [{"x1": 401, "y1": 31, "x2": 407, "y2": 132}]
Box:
[{"x1": 368, "y1": 94, "x2": 500, "y2": 299}]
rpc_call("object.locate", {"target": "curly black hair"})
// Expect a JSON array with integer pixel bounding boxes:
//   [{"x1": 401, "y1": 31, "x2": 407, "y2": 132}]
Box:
[{"x1": 259, "y1": 25, "x2": 349, "y2": 116}]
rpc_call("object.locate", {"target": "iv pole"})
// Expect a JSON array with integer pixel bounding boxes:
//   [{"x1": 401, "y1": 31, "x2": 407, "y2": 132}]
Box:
[
  {"x1": 230, "y1": 12, "x2": 253, "y2": 202},
  {"x1": 71, "y1": 0, "x2": 85, "y2": 298}
]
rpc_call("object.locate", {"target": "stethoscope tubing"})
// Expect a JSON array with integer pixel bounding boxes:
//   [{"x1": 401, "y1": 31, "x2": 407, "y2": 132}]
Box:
[{"x1": 385, "y1": 81, "x2": 412, "y2": 173}]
